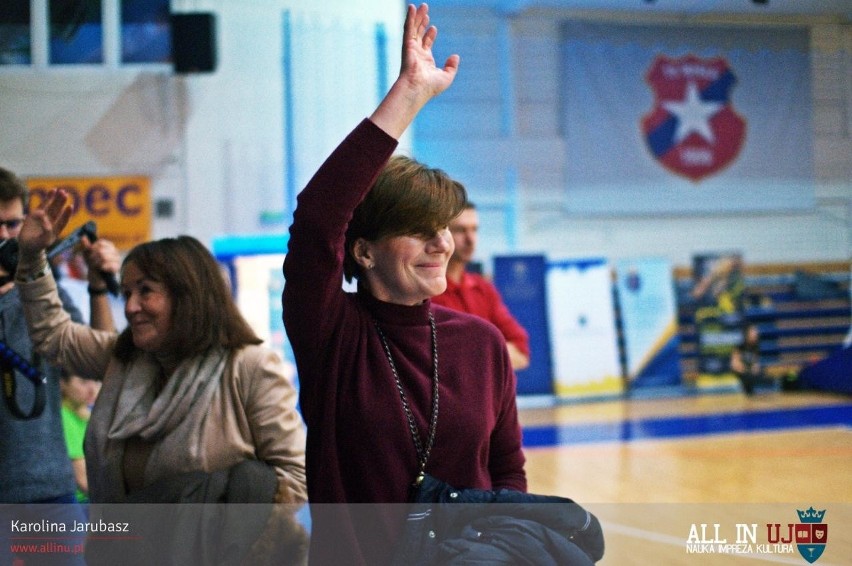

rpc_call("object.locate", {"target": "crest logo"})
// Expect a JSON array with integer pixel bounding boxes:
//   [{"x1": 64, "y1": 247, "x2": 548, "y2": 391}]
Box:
[
  {"x1": 795, "y1": 507, "x2": 828, "y2": 563},
  {"x1": 642, "y1": 55, "x2": 746, "y2": 181}
]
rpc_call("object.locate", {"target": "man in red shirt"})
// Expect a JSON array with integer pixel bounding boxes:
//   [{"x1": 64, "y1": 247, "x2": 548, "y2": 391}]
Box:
[{"x1": 433, "y1": 199, "x2": 531, "y2": 370}]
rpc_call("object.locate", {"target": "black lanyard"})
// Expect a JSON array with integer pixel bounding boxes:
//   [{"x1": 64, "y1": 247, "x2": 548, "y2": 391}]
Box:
[
  {"x1": 1, "y1": 341, "x2": 46, "y2": 420},
  {"x1": 374, "y1": 311, "x2": 440, "y2": 489}
]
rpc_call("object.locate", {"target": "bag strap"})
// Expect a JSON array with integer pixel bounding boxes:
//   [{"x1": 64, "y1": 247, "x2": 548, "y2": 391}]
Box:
[{"x1": 1, "y1": 341, "x2": 46, "y2": 420}]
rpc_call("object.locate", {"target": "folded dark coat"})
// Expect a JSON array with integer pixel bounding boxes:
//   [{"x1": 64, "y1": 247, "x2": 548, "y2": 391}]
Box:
[{"x1": 392, "y1": 474, "x2": 604, "y2": 565}]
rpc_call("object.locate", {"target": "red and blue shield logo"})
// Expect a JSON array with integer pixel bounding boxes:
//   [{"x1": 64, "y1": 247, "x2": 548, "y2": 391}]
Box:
[
  {"x1": 796, "y1": 507, "x2": 828, "y2": 563},
  {"x1": 642, "y1": 55, "x2": 746, "y2": 182}
]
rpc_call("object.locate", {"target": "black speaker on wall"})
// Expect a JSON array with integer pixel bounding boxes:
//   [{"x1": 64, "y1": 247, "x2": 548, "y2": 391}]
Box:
[{"x1": 171, "y1": 12, "x2": 217, "y2": 74}]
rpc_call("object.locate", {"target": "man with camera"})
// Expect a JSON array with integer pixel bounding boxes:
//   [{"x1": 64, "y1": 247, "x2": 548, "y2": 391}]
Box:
[{"x1": 1, "y1": 166, "x2": 119, "y2": 564}]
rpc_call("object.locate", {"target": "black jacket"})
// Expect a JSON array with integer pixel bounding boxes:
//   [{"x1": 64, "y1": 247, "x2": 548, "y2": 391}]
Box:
[{"x1": 391, "y1": 474, "x2": 604, "y2": 565}]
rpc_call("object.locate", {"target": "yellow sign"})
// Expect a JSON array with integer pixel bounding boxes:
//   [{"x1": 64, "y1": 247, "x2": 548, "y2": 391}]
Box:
[{"x1": 26, "y1": 176, "x2": 151, "y2": 251}]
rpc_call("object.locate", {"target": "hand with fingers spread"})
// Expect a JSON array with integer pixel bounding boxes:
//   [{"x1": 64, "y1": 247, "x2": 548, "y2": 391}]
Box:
[
  {"x1": 17, "y1": 189, "x2": 73, "y2": 259},
  {"x1": 370, "y1": 3, "x2": 460, "y2": 139},
  {"x1": 401, "y1": 3, "x2": 459, "y2": 101}
]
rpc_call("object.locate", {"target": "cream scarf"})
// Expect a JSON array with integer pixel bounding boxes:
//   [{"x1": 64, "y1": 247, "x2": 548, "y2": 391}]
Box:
[{"x1": 86, "y1": 347, "x2": 229, "y2": 502}]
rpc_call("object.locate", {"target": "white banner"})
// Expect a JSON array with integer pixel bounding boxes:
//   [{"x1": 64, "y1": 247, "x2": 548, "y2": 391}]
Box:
[
  {"x1": 615, "y1": 257, "x2": 680, "y2": 385},
  {"x1": 546, "y1": 258, "x2": 623, "y2": 398}
]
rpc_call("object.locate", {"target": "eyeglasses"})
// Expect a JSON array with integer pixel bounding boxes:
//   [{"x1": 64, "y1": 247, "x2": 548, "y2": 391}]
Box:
[{"x1": 0, "y1": 218, "x2": 23, "y2": 230}]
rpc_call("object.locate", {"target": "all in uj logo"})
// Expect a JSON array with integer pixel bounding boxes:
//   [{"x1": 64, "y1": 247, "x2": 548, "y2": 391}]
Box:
[
  {"x1": 641, "y1": 55, "x2": 746, "y2": 182},
  {"x1": 685, "y1": 507, "x2": 829, "y2": 562},
  {"x1": 794, "y1": 507, "x2": 828, "y2": 563}
]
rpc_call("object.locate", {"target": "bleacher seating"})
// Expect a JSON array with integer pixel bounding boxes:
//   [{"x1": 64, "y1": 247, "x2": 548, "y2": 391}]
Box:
[{"x1": 675, "y1": 261, "x2": 851, "y2": 381}]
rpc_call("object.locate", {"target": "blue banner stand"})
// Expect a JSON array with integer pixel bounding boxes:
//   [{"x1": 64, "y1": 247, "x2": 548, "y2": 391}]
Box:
[{"x1": 493, "y1": 255, "x2": 553, "y2": 396}]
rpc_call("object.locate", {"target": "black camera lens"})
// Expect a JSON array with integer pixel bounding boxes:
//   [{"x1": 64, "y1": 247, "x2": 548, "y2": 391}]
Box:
[{"x1": 0, "y1": 238, "x2": 20, "y2": 274}]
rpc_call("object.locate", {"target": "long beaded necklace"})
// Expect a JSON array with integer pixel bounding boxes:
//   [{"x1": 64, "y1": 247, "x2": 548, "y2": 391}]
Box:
[{"x1": 373, "y1": 311, "x2": 439, "y2": 488}]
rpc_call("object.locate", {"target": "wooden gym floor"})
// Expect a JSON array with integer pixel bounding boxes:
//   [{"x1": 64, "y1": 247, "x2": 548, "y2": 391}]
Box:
[{"x1": 517, "y1": 389, "x2": 852, "y2": 565}]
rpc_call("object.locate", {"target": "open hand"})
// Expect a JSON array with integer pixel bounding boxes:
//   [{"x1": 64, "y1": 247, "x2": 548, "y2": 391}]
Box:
[
  {"x1": 401, "y1": 3, "x2": 460, "y2": 101},
  {"x1": 370, "y1": 4, "x2": 460, "y2": 138},
  {"x1": 18, "y1": 189, "x2": 73, "y2": 257}
]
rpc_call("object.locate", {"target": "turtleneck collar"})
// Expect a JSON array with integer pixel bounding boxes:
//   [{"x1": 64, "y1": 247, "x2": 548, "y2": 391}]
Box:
[{"x1": 356, "y1": 282, "x2": 432, "y2": 326}]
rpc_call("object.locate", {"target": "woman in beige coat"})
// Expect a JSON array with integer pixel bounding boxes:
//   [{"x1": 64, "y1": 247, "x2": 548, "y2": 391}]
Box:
[{"x1": 15, "y1": 190, "x2": 306, "y2": 507}]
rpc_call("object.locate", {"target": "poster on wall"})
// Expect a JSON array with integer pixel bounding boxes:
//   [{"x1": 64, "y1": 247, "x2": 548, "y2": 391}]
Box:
[
  {"x1": 615, "y1": 257, "x2": 681, "y2": 387},
  {"x1": 546, "y1": 258, "x2": 623, "y2": 398},
  {"x1": 561, "y1": 22, "x2": 813, "y2": 215}
]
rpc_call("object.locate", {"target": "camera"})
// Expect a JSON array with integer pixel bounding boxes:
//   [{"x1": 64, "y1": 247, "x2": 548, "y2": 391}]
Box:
[{"x1": 0, "y1": 238, "x2": 19, "y2": 274}]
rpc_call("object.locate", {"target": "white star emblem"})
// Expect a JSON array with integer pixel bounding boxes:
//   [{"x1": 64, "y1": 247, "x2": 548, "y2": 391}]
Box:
[{"x1": 663, "y1": 81, "x2": 723, "y2": 144}]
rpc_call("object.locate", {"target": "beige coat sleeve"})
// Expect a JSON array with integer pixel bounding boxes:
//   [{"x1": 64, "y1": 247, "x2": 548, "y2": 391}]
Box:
[
  {"x1": 231, "y1": 346, "x2": 308, "y2": 504},
  {"x1": 19, "y1": 270, "x2": 118, "y2": 380}
]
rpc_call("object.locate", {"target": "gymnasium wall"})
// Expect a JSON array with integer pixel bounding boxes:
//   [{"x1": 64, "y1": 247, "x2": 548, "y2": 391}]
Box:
[
  {"x1": 413, "y1": 5, "x2": 852, "y2": 269},
  {"x1": 0, "y1": 1, "x2": 849, "y2": 270}
]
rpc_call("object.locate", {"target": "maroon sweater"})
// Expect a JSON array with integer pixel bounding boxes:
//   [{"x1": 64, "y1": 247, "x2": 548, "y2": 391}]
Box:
[{"x1": 283, "y1": 120, "x2": 526, "y2": 565}]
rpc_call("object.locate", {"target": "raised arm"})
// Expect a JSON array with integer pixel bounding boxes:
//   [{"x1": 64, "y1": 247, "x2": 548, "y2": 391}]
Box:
[
  {"x1": 80, "y1": 236, "x2": 121, "y2": 332},
  {"x1": 369, "y1": 3, "x2": 459, "y2": 138},
  {"x1": 16, "y1": 189, "x2": 116, "y2": 379},
  {"x1": 283, "y1": 3, "x2": 459, "y2": 363}
]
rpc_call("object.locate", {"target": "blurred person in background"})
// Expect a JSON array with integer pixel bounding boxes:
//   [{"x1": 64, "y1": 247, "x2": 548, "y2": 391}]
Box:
[
  {"x1": 432, "y1": 199, "x2": 530, "y2": 370},
  {"x1": 730, "y1": 322, "x2": 774, "y2": 395},
  {"x1": 0, "y1": 166, "x2": 118, "y2": 565},
  {"x1": 52, "y1": 245, "x2": 126, "y2": 333},
  {"x1": 59, "y1": 371, "x2": 102, "y2": 503}
]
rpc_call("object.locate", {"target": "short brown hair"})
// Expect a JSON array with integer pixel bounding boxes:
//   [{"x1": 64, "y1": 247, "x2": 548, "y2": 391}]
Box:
[
  {"x1": 0, "y1": 166, "x2": 29, "y2": 210},
  {"x1": 343, "y1": 155, "x2": 467, "y2": 282},
  {"x1": 114, "y1": 235, "x2": 261, "y2": 361}
]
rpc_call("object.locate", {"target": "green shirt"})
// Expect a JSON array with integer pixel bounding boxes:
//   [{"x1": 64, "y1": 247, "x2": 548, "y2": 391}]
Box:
[{"x1": 60, "y1": 402, "x2": 89, "y2": 502}]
